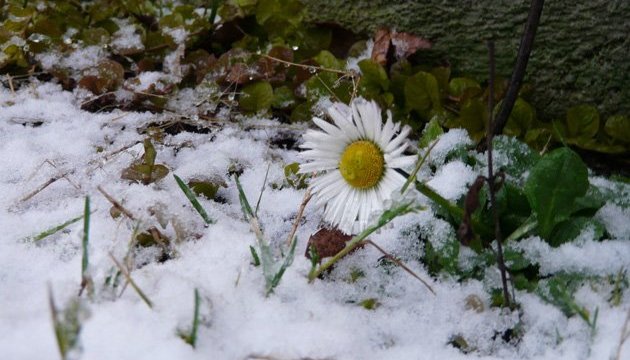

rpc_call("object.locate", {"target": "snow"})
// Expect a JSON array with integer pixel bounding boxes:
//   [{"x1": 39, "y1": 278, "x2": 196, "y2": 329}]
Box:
[{"x1": 0, "y1": 82, "x2": 629, "y2": 360}]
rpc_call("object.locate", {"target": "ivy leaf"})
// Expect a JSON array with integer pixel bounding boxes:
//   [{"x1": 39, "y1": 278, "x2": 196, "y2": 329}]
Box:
[
  {"x1": 357, "y1": 59, "x2": 389, "y2": 98},
  {"x1": 271, "y1": 86, "x2": 296, "y2": 109},
  {"x1": 503, "y1": 98, "x2": 535, "y2": 138},
  {"x1": 604, "y1": 115, "x2": 630, "y2": 143},
  {"x1": 313, "y1": 50, "x2": 344, "y2": 70},
  {"x1": 524, "y1": 147, "x2": 589, "y2": 239},
  {"x1": 404, "y1": 71, "x2": 441, "y2": 119},
  {"x1": 239, "y1": 81, "x2": 274, "y2": 113},
  {"x1": 457, "y1": 98, "x2": 486, "y2": 142},
  {"x1": 448, "y1": 77, "x2": 481, "y2": 98},
  {"x1": 566, "y1": 104, "x2": 600, "y2": 140}
]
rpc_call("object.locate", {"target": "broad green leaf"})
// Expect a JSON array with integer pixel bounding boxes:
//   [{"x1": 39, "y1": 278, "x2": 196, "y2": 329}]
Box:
[
  {"x1": 566, "y1": 104, "x2": 599, "y2": 140},
  {"x1": 524, "y1": 147, "x2": 589, "y2": 239},
  {"x1": 549, "y1": 217, "x2": 605, "y2": 247},
  {"x1": 405, "y1": 71, "x2": 441, "y2": 118},
  {"x1": 239, "y1": 81, "x2": 274, "y2": 113},
  {"x1": 604, "y1": 115, "x2": 630, "y2": 143}
]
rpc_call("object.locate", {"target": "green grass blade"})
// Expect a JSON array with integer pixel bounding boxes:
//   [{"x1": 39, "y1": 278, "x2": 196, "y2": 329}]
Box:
[
  {"x1": 235, "y1": 175, "x2": 254, "y2": 219},
  {"x1": 82, "y1": 197, "x2": 90, "y2": 278},
  {"x1": 249, "y1": 245, "x2": 261, "y2": 266},
  {"x1": 190, "y1": 288, "x2": 200, "y2": 348},
  {"x1": 174, "y1": 174, "x2": 215, "y2": 224},
  {"x1": 48, "y1": 286, "x2": 68, "y2": 360},
  {"x1": 266, "y1": 236, "x2": 298, "y2": 296},
  {"x1": 31, "y1": 214, "x2": 84, "y2": 242}
]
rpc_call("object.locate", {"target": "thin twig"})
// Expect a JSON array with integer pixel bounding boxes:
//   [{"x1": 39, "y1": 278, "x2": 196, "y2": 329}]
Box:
[
  {"x1": 285, "y1": 189, "x2": 312, "y2": 246},
  {"x1": 20, "y1": 176, "x2": 63, "y2": 202},
  {"x1": 6, "y1": 74, "x2": 15, "y2": 94},
  {"x1": 363, "y1": 240, "x2": 435, "y2": 295},
  {"x1": 490, "y1": 0, "x2": 545, "y2": 136},
  {"x1": 97, "y1": 186, "x2": 136, "y2": 220},
  {"x1": 260, "y1": 54, "x2": 352, "y2": 76},
  {"x1": 486, "y1": 40, "x2": 511, "y2": 308}
]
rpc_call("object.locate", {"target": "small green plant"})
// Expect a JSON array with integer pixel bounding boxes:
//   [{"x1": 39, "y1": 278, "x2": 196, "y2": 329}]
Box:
[
  {"x1": 235, "y1": 175, "x2": 297, "y2": 296},
  {"x1": 121, "y1": 139, "x2": 169, "y2": 185},
  {"x1": 178, "y1": 288, "x2": 201, "y2": 348},
  {"x1": 49, "y1": 286, "x2": 89, "y2": 360}
]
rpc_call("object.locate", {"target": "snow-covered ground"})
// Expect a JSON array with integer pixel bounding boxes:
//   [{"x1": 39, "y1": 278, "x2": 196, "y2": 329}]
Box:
[{"x1": 0, "y1": 82, "x2": 628, "y2": 360}]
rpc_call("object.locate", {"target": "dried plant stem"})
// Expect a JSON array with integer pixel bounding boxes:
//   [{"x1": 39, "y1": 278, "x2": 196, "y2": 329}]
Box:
[
  {"x1": 6, "y1": 74, "x2": 15, "y2": 94},
  {"x1": 363, "y1": 240, "x2": 435, "y2": 295},
  {"x1": 109, "y1": 253, "x2": 153, "y2": 309},
  {"x1": 20, "y1": 176, "x2": 62, "y2": 202},
  {"x1": 97, "y1": 185, "x2": 136, "y2": 220},
  {"x1": 486, "y1": 40, "x2": 511, "y2": 308},
  {"x1": 260, "y1": 54, "x2": 353, "y2": 77},
  {"x1": 285, "y1": 189, "x2": 312, "y2": 246}
]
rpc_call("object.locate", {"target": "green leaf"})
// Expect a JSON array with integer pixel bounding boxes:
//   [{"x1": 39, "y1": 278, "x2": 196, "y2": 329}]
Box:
[
  {"x1": 503, "y1": 98, "x2": 535, "y2": 137},
  {"x1": 566, "y1": 104, "x2": 600, "y2": 140},
  {"x1": 239, "y1": 81, "x2": 274, "y2": 113},
  {"x1": 357, "y1": 59, "x2": 389, "y2": 98},
  {"x1": 431, "y1": 66, "x2": 451, "y2": 94},
  {"x1": 524, "y1": 147, "x2": 589, "y2": 239},
  {"x1": 548, "y1": 217, "x2": 605, "y2": 247},
  {"x1": 536, "y1": 273, "x2": 594, "y2": 325},
  {"x1": 457, "y1": 98, "x2": 486, "y2": 142},
  {"x1": 448, "y1": 77, "x2": 481, "y2": 98},
  {"x1": 418, "y1": 118, "x2": 444, "y2": 148},
  {"x1": 271, "y1": 86, "x2": 296, "y2": 109},
  {"x1": 604, "y1": 115, "x2": 630, "y2": 143},
  {"x1": 174, "y1": 174, "x2": 215, "y2": 225},
  {"x1": 404, "y1": 71, "x2": 441, "y2": 119},
  {"x1": 492, "y1": 135, "x2": 540, "y2": 177},
  {"x1": 313, "y1": 50, "x2": 343, "y2": 70},
  {"x1": 143, "y1": 139, "x2": 156, "y2": 167}
]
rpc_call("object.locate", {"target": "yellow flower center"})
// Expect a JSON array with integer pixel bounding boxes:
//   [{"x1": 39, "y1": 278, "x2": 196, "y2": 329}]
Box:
[{"x1": 339, "y1": 140, "x2": 385, "y2": 189}]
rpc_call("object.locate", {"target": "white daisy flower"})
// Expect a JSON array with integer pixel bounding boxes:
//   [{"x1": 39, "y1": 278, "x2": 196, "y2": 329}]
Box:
[{"x1": 300, "y1": 97, "x2": 416, "y2": 234}]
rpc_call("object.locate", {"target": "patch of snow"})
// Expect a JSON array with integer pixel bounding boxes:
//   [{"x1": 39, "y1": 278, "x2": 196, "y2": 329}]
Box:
[{"x1": 0, "y1": 81, "x2": 628, "y2": 360}]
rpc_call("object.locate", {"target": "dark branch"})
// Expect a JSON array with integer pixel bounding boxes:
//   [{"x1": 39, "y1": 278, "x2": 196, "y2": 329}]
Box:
[
  {"x1": 486, "y1": 40, "x2": 511, "y2": 308},
  {"x1": 491, "y1": 0, "x2": 545, "y2": 136}
]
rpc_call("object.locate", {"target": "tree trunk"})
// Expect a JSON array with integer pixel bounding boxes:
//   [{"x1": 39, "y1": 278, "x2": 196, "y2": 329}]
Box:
[{"x1": 305, "y1": 0, "x2": 630, "y2": 120}]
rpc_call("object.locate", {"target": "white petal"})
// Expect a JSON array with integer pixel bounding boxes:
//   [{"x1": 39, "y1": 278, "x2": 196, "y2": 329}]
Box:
[
  {"x1": 351, "y1": 100, "x2": 368, "y2": 139},
  {"x1": 386, "y1": 155, "x2": 417, "y2": 169},
  {"x1": 385, "y1": 125, "x2": 411, "y2": 153},
  {"x1": 386, "y1": 142, "x2": 409, "y2": 159},
  {"x1": 313, "y1": 117, "x2": 351, "y2": 142},
  {"x1": 299, "y1": 160, "x2": 338, "y2": 172},
  {"x1": 328, "y1": 102, "x2": 351, "y2": 122}
]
